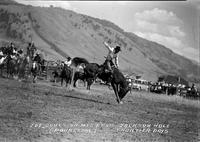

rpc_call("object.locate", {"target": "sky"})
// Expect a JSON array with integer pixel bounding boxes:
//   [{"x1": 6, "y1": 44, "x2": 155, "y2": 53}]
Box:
[{"x1": 14, "y1": 0, "x2": 200, "y2": 63}]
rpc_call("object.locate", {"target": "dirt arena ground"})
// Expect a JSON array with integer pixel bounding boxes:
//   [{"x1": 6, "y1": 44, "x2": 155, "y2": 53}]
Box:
[{"x1": 0, "y1": 78, "x2": 199, "y2": 142}]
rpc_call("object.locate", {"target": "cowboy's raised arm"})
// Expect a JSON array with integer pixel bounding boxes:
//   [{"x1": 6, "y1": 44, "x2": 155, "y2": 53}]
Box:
[{"x1": 104, "y1": 42, "x2": 113, "y2": 52}]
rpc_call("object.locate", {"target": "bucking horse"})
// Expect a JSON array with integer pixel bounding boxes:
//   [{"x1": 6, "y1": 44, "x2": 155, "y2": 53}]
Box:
[{"x1": 84, "y1": 59, "x2": 130, "y2": 104}]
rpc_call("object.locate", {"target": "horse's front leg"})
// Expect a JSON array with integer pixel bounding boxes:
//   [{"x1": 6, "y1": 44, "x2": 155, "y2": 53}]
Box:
[
  {"x1": 6, "y1": 64, "x2": 9, "y2": 78},
  {"x1": 0, "y1": 66, "x2": 3, "y2": 76},
  {"x1": 65, "y1": 78, "x2": 68, "y2": 87},
  {"x1": 86, "y1": 78, "x2": 91, "y2": 90},
  {"x1": 73, "y1": 77, "x2": 77, "y2": 87},
  {"x1": 83, "y1": 80, "x2": 86, "y2": 87},
  {"x1": 32, "y1": 75, "x2": 35, "y2": 83},
  {"x1": 33, "y1": 74, "x2": 37, "y2": 83},
  {"x1": 61, "y1": 78, "x2": 63, "y2": 86},
  {"x1": 54, "y1": 77, "x2": 57, "y2": 83}
]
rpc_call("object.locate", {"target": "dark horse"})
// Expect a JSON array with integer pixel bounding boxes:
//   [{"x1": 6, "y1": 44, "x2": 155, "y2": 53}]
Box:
[
  {"x1": 84, "y1": 59, "x2": 130, "y2": 104},
  {"x1": 60, "y1": 65, "x2": 72, "y2": 87},
  {"x1": 17, "y1": 55, "x2": 30, "y2": 80},
  {"x1": 5, "y1": 55, "x2": 18, "y2": 78},
  {"x1": 59, "y1": 64, "x2": 86, "y2": 87},
  {"x1": 69, "y1": 57, "x2": 89, "y2": 88},
  {"x1": 83, "y1": 63, "x2": 100, "y2": 90},
  {"x1": 98, "y1": 60, "x2": 130, "y2": 104},
  {"x1": 108, "y1": 67, "x2": 130, "y2": 104}
]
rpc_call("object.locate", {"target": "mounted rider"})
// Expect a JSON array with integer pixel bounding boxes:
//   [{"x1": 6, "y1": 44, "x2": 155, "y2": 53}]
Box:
[
  {"x1": 17, "y1": 49, "x2": 24, "y2": 57},
  {"x1": 7, "y1": 42, "x2": 16, "y2": 55},
  {"x1": 64, "y1": 57, "x2": 72, "y2": 67},
  {"x1": 33, "y1": 53, "x2": 41, "y2": 64},
  {"x1": 5, "y1": 42, "x2": 18, "y2": 61},
  {"x1": 103, "y1": 40, "x2": 121, "y2": 73},
  {"x1": 27, "y1": 41, "x2": 36, "y2": 60}
]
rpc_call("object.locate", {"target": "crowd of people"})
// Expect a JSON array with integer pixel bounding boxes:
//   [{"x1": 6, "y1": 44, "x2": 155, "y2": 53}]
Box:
[
  {"x1": 149, "y1": 81, "x2": 199, "y2": 98},
  {"x1": 0, "y1": 41, "x2": 41, "y2": 62},
  {"x1": 0, "y1": 41, "x2": 45, "y2": 79},
  {"x1": 126, "y1": 76, "x2": 199, "y2": 98}
]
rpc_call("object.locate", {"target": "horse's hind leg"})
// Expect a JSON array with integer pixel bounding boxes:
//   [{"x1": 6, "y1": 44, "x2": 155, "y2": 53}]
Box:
[
  {"x1": 86, "y1": 78, "x2": 92, "y2": 90},
  {"x1": 33, "y1": 75, "x2": 37, "y2": 83},
  {"x1": 73, "y1": 77, "x2": 77, "y2": 87},
  {"x1": 6, "y1": 66, "x2": 9, "y2": 78},
  {"x1": 33, "y1": 76, "x2": 35, "y2": 83},
  {"x1": 65, "y1": 78, "x2": 68, "y2": 87},
  {"x1": 83, "y1": 80, "x2": 86, "y2": 87},
  {"x1": 61, "y1": 78, "x2": 63, "y2": 86},
  {"x1": 111, "y1": 82, "x2": 121, "y2": 104},
  {"x1": 0, "y1": 66, "x2": 2, "y2": 77}
]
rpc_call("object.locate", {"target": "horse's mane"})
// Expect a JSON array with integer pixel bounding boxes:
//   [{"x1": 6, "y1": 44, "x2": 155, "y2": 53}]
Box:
[{"x1": 71, "y1": 57, "x2": 89, "y2": 67}]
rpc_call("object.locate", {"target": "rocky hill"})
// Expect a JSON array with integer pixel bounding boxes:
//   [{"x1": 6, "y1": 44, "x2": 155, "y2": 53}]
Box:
[{"x1": 0, "y1": 2, "x2": 199, "y2": 82}]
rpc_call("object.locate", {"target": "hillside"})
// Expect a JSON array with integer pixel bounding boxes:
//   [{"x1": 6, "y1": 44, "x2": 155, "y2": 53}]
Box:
[
  {"x1": 0, "y1": 3, "x2": 199, "y2": 82},
  {"x1": 0, "y1": 0, "x2": 17, "y2": 5}
]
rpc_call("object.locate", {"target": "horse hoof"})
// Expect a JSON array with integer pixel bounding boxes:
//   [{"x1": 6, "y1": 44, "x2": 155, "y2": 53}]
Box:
[
  {"x1": 119, "y1": 101, "x2": 123, "y2": 104},
  {"x1": 86, "y1": 90, "x2": 90, "y2": 94},
  {"x1": 69, "y1": 89, "x2": 74, "y2": 92}
]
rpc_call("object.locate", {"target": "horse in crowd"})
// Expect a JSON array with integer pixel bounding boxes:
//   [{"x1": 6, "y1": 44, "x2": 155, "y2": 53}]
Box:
[
  {"x1": 55, "y1": 57, "x2": 88, "y2": 87},
  {"x1": 52, "y1": 64, "x2": 86, "y2": 87},
  {"x1": 83, "y1": 63, "x2": 100, "y2": 90},
  {"x1": 17, "y1": 55, "x2": 31, "y2": 80},
  {"x1": 0, "y1": 55, "x2": 7, "y2": 76},
  {"x1": 5, "y1": 55, "x2": 18, "y2": 78},
  {"x1": 60, "y1": 65, "x2": 72, "y2": 87}
]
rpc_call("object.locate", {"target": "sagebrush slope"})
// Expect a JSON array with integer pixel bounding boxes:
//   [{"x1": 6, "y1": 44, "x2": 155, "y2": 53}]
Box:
[{"x1": 0, "y1": 4, "x2": 199, "y2": 82}]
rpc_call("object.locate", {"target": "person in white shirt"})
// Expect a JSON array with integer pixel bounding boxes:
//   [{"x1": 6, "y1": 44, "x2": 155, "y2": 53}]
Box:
[
  {"x1": 104, "y1": 41, "x2": 121, "y2": 72},
  {"x1": 64, "y1": 57, "x2": 72, "y2": 67},
  {"x1": 0, "y1": 51, "x2": 3, "y2": 56}
]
